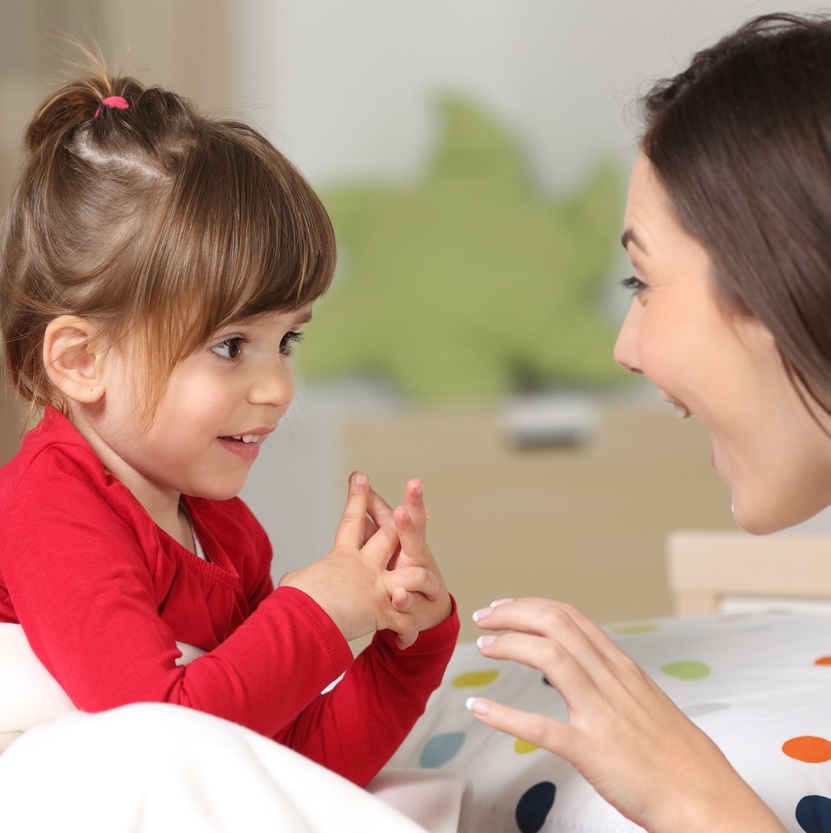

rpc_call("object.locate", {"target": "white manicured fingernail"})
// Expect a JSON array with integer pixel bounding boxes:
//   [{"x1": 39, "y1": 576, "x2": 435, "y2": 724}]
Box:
[
  {"x1": 465, "y1": 697, "x2": 491, "y2": 715},
  {"x1": 477, "y1": 635, "x2": 496, "y2": 650},
  {"x1": 472, "y1": 607, "x2": 492, "y2": 622},
  {"x1": 490, "y1": 598, "x2": 514, "y2": 608}
]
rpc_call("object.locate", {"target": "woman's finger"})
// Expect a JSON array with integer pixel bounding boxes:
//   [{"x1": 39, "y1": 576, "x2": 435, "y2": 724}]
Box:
[
  {"x1": 465, "y1": 697, "x2": 576, "y2": 758},
  {"x1": 473, "y1": 599, "x2": 639, "y2": 699}
]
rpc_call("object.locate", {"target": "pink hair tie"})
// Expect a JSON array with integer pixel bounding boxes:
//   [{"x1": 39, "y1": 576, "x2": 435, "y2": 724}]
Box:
[{"x1": 94, "y1": 96, "x2": 129, "y2": 118}]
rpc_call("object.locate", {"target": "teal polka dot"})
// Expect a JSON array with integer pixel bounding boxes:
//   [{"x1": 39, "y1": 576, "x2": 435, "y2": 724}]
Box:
[
  {"x1": 515, "y1": 781, "x2": 556, "y2": 833},
  {"x1": 420, "y1": 732, "x2": 466, "y2": 768}
]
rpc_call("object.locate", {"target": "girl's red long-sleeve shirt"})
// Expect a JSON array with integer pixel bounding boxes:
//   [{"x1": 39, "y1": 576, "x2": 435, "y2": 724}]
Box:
[{"x1": 0, "y1": 409, "x2": 459, "y2": 784}]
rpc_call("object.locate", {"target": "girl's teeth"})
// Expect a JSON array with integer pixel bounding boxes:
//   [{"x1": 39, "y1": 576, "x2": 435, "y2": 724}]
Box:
[
  {"x1": 232, "y1": 434, "x2": 260, "y2": 443},
  {"x1": 673, "y1": 403, "x2": 691, "y2": 420}
]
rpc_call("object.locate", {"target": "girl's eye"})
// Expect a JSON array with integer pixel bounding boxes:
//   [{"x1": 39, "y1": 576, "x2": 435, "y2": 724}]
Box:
[
  {"x1": 280, "y1": 331, "x2": 304, "y2": 357},
  {"x1": 620, "y1": 275, "x2": 646, "y2": 297},
  {"x1": 212, "y1": 336, "x2": 245, "y2": 361}
]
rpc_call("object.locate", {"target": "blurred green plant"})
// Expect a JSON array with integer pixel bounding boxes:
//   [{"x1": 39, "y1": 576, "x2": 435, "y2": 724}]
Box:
[{"x1": 298, "y1": 94, "x2": 627, "y2": 400}]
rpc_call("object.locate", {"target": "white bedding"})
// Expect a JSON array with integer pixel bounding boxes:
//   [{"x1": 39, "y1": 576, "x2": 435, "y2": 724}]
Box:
[
  {"x1": 387, "y1": 611, "x2": 831, "y2": 833},
  {"x1": 1, "y1": 612, "x2": 830, "y2": 832}
]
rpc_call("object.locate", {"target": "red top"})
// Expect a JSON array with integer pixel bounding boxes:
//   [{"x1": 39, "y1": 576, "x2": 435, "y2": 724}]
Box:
[{"x1": 0, "y1": 408, "x2": 459, "y2": 784}]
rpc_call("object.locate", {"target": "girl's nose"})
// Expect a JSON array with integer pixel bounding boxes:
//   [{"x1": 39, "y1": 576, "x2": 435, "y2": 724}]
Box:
[
  {"x1": 613, "y1": 302, "x2": 644, "y2": 376},
  {"x1": 248, "y1": 358, "x2": 295, "y2": 407}
]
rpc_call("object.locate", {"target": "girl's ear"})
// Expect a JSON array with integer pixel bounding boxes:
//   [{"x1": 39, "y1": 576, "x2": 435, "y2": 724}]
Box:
[{"x1": 42, "y1": 315, "x2": 107, "y2": 405}]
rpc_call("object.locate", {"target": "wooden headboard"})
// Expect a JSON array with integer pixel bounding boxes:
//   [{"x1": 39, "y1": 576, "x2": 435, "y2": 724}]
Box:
[{"x1": 667, "y1": 530, "x2": 831, "y2": 615}]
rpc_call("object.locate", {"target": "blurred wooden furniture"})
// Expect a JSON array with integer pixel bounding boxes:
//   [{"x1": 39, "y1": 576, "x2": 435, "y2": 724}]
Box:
[
  {"x1": 667, "y1": 530, "x2": 831, "y2": 615},
  {"x1": 340, "y1": 399, "x2": 738, "y2": 641}
]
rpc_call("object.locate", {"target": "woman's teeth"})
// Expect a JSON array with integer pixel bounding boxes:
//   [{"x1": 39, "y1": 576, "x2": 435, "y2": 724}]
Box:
[{"x1": 231, "y1": 434, "x2": 260, "y2": 444}]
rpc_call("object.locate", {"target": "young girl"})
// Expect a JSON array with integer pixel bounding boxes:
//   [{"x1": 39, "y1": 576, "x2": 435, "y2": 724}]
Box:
[{"x1": 0, "y1": 67, "x2": 458, "y2": 788}]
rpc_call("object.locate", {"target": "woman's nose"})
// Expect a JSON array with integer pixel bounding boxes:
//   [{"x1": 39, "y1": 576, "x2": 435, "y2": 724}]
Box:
[{"x1": 613, "y1": 302, "x2": 644, "y2": 376}]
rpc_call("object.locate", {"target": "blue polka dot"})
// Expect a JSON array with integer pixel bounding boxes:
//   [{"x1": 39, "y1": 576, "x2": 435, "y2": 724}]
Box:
[
  {"x1": 419, "y1": 732, "x2": 466, "y2": 768},
  {"x1": 797, "y1": 795, "x2": 831, "y2": 833},
  {"x1": 515, "y1": 781, "x2": 556, "y2": 833}
]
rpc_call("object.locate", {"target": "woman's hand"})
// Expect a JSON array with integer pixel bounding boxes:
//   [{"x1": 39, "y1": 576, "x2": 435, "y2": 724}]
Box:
[{"x1": 467, "y1": 598, "x2": 785, "y2": 833}]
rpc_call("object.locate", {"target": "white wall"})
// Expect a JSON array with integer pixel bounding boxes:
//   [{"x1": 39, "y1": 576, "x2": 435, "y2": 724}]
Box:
[
  {"x1": 232, "y1": 0, "x2": 831, "y2": 573},
  {"x1": 233, "y1": 0, "x2": 828, "y2": 187}
]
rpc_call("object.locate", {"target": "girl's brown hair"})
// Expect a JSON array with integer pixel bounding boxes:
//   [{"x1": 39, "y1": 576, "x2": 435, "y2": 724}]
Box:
[
  {"x1": 1, "y1": 63, "x2": 335, "y2": 421},
  {"x1": 640, "y1": 13, "x2": 831, "y2": 416}
]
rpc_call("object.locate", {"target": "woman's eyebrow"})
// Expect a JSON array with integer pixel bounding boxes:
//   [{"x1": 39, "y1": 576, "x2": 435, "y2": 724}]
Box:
[{"x1": 620, "y1": 227, "x2": 646, "y2": 253}]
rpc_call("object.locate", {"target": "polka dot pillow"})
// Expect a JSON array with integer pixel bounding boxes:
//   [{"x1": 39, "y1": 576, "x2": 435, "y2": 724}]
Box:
[{"x1": 386, "y1": 612, "x2": 831, "y2": 833}]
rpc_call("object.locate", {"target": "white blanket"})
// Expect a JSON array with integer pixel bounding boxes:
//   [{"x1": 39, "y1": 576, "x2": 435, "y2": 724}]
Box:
[
  {"x1": 5, "y1": 613, "x2": 830, "y2": 832},
  {"x1": 0, "y1": 623, "x2": 466, "y2": 833}
]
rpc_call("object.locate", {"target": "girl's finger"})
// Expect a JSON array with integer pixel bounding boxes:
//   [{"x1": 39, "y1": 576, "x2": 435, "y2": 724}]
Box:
[
  {"x1": 403, "y1": 479, "x2": 428, "y2": 528},
  {"x1": 360, "y1": 520, "x2": 400, "y2": 566},
  {"x1": 332, "y1": 472, "x2": 370, "y2": 549},
  {"x1": 367, "y1": 486, "x2": 395, "y2": 528},
  {"x1": 391, "y1": 586, "x2": 415, "y2": 613},
  {"x1": 385, "y1": 565, "x2": 441, "y2": 601},
  {"x1": 363, "y1": 516, "x2": 379, "y2": 546}
]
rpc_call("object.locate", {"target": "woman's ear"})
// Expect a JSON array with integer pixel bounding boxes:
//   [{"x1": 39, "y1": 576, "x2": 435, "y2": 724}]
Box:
[{"x1": 42, "y1": 315, "x2": 107, "y2": 405}]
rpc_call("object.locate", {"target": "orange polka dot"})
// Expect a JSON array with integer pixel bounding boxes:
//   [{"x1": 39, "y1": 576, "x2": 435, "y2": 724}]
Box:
[
  {"x1": 814, "y1": 656, "x2": 831, "y2": 666},
  {"x1": 782, "y1": 736, "x2": 831, "y2": 763}
]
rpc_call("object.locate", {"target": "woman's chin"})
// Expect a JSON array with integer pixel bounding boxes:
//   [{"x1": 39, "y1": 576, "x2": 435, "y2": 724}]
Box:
[{"x1": 730, "y1": 493, "x2": 820, "y2": 536}]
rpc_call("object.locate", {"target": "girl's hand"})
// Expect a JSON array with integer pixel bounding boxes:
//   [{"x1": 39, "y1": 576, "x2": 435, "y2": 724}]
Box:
[
  {"x1": 279, "y1": 473, "x2": 441, "y2": 647},
  {"x1": 367, "y1": 479, "x2": 453, "y2": 638},
  {"x1": 468, "y1": 598, "x2": 785, "y2": 833}
]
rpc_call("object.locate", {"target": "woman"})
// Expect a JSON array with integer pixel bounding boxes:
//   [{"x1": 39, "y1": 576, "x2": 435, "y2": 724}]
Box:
[{"x1": 466, "y1": 13, "x2": 831, "y2": 833}]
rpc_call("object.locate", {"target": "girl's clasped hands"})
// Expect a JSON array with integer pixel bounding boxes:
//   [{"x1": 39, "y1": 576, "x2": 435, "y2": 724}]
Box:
[{"x1": 281, "y1": 472, "x2": 452, "y2": 650}]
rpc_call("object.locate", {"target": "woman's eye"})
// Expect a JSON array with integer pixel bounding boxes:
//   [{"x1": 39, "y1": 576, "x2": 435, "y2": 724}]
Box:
[
  {"x1": 280, "y1": 331, "x2": 304, "y2": 356},
  {"x1": 620, "y1": 275, "x2": 647, "y2": 296},
  {"x1": 212, "y1": 337, "x2": 245, "y2": 361}
]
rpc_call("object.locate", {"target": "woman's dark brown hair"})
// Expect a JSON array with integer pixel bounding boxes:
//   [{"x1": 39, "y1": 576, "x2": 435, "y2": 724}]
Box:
[
  {"x1": 0, "y1": 60, "x2": 336, "y2": 421},
  {"x1": 640, "y1": 13, "x2": 831, "y2": 416}
]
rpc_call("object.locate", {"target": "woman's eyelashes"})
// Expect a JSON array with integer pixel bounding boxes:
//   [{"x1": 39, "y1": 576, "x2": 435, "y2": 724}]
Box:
[{"x1": 621, "y1": 275, "x2": 647, "y2": 297}]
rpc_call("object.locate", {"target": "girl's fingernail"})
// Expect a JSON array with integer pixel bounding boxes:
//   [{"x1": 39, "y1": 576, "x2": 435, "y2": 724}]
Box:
[
  {"x1": 477, "y1": 635, "x2": 496, "y2": 650},
  {"x1": 465, "y1": 697, "x2": 491, "y2": 715},
  {"x1": 490, "y1": 598, "x2": 514, "y2": 608},
  {"x1": 472, "y1": 607, "x2": 492, "y2": 622},
  {"x1": 353, "y1": 472, "x2": 367, "y2": 485}
]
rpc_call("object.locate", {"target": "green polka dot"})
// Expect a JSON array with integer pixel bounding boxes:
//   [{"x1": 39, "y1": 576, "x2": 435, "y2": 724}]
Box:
[
  {"x1": 451, "y1": 670, "x2": 499, "y2": 688},
  {"x1": 660, "y1": 660, "x2": 711, "y2": 680}
]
